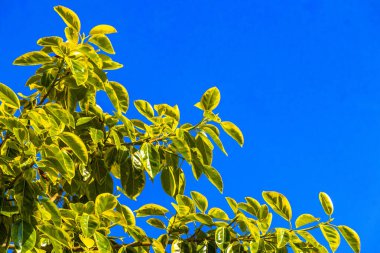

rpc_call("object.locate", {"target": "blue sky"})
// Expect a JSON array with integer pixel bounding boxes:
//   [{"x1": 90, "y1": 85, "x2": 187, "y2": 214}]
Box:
[{"x1": 1, "y1": 0, "x2": 378, "y2": 251}]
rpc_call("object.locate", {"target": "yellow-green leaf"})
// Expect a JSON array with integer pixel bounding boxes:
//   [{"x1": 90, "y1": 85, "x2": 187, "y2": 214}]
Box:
[
  {"x1": 140, "y1": 142, "x2": 160, "y2": 178},
  {"x1": 89, "y1": 34, "x2": 115, "y2": 54},
  {"x1": 54, "y1": 5, "x2": 81, "y2": 32},
  {"x1": 37, "y1": 224, "x2": 71, "y2": 248},
  {"x1": 262, "y1": 191, "x2": 292, "y2": 221},
  {"x1": 319, "y1": 192, "x2": 334, "y2": 216},
  {"x1": 105, "y1": 81, "x2": 129, "y2": 113},
  {"x1": 208, "y1": 207, "x2": 229, "y2": 220},
  {"x1": 90, "y1": 24, "x2": 117, "y2": 35},
  {"x1": 58, "y1": 132, "x2": 88, "y2": 164},
  {"x1": 11, "y1": 220, "x2": 36, "y2": 253},
  {"x1": 215, "y1": 227, "x2": 231, "y2": 250},
  {"x1": 203, "y1": 165, "x2": 223, "y2": 193},
  {"x1": 147, "y1": 218, "x2": 166, "y2": 229},
  {"x1": 37, "y1": 36, "x2": 63, "y2": 46},
  {"x1": 80, "y1": 213, "x2": 99, "y2": 237},
  {"x1": 67, "y1": 54, "x2": 88, "y2": 85},
  {"x1": 320, "y1": 224, "x2": 340, "y2": 252},
  {"x1": 95, "y1": 193, "x2": 118, "y2": 216},
  {"x1": 190, "y1": 191, "x2": 208, "y2": 213},
  {"x1": 135, "y1": 204, "x2": 169, "y2": 217},
  {"x1": 295, "y1": 213, "x2": 320, "y2": 228},
  {"x1": 201, "y1": 86, "x2": 221, "y2": 111},
  {"x1": 220, "y1": 121, "x2": 244, "y2": 147},
  {"x1": 338, "y1": 225, "x2": 360, "y2": 253},
  {"x1": 94, "y1": 231, "x2": 113, "y2": 253},
  {"x1": 13, "y1": 51, "x2": 52, "y2": 66},
  {"x1": 0, "y1": 82, "x2": 20, "y2": 109},
  {"x1": 134, "y1": 100, "x2": 154, "y2": 119}
]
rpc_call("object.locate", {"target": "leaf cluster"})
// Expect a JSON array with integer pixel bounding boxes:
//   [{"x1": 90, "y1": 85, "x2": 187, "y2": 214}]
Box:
[{"x1": 0, "y1": 6, "x2": 360, "y2": 253}]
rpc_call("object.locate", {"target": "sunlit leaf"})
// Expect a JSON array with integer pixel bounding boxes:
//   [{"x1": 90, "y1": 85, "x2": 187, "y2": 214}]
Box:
[
  {"x1": 0, "y1": 82, "x2": 20, "y2": 109},
  {"x1": 90, "y1": 24, "x2": 117, "y2": 35},
  {"x1": 319, "y1": 192, "x2": 334, "y2": 216},
  {"x1": 54, "y1": 5, "x2": 81, "y2": 31},
  {"x1": 89, "y1": 34, "x2": 115, "y2": 54},
  {"x1": 58, "y1": 132, "x2": 88, "y2": 164},
  {"x1": 262, "y1": 191, "x2": 292, "y2": 221},
  {"x1": 13, "y1": 51, "x2": 51, "y2": 66},
  {"x1": 320, "y1": 224, "x2": 340, "y2": 252},
  {"x1": 11, "y1": 220, "x2": 36, "y2": 253},
  {"x1": 220, "y1": 121, "x2": 244, "y2": 147},
  {"x1": 338, "y1": 225, "x2": 360, "y2": 253},
  {"x1": 201, "y1": 87, "x2": 220, "y2": 111}
]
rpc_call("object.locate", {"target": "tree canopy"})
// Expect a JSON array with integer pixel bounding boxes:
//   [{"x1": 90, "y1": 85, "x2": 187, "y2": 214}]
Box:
[{"x1": 0, "y1": 5, "x2": 360, "y2": 253}]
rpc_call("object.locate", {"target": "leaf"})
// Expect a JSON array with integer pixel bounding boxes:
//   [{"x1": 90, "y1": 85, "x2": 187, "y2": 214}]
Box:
[
  {"x1": 11, "y1": 220, "x2": 36, "y2": 253},
  {"x1": 201, "y1": 87, "x2": 221, "y2": 111},
  {"x1": 208, "y1": 207, "x2": 229, "y2": 220},
  {"x1": 58, "y1": 132, "x2": 88, "y2": 164},
  {"x1": 94, "y1": 231, "x2": 113, "y2": 253},
  {"x1": 225, "y1": 197, "x2": 238, "y2": 214},
  {"x1": 90, "y1": 24, "x2": 118, "y2": 35},
  {"x1": 105, "y1": 81, "x2": 130, "y2": 113},
  {"x1": 203, "y1": 126, "x2": 227, "y2": 156},
  {"x1": 295, "y1": 213, "x2": 319, "y2": 228},
  {"x1": 220, "y1": 121, "x2": 244, "y2": 147},
  {"x1": 89, "y1": 34, "x2": 115, "y2": 54},
  {"x1": 245, "y1": 197, "x2": 261, "y2": 217},
  {"x1": 203, "y1": 165, "x2": 223, "y2": 193},
  {"x1": 215, "y1": 227, "x2": 231, "y2": 250},
  {"x1": 276, "y1": 228, "x2": 289, "y2": 248},
  {"x1": 0, "y1": 82, "x2": 20, "y2": 109},
  {"x1": 13, "y1": 51, "x2": 52, "y2": 66},
  {"x1": 65, "y1": 27, "x2": 79, "y2": 44},
  {"x1": 134, "y1": 100, "x2": 154, "y2": 119},
  {"x1": 67, "y1": 54, "x2": 88, "y2": 85},
  {"x1": 37, "y1": 36, "x2": 63, "y2": 46},
  {"x1": 319, "y1": 192, "x2": 334, "y2": 216},
  {"x1": 37, "y1": 224, "x2": 71, "y2": 248},
  {"x1": 120, "y1": 158, "x2": 146, "y2": 200},
  {"x1": 320, "y1": 224, "x2": 340, "y2": 252},
  {"x1": 95, "y1": 193, "x2": 118, "y2": 216},
  {"x1": 54, "y1": 5, "x2": 81, "y2": 31},
  {"x1": 190, "y1": 191, "x2": 208, "y2": 213},
  {"x1": 140, "y1": 142, "x2": 160, "y2": 178},
  {"x1": 262, "y1": 191, "x2": 292, "y2": 221},
  {"x1": 338, "y1": 225, "x2": 360, "y2": 253},
  {"x1": 192, "y1": 213, "x2": 214, "y2": 226},
  {"x1": 135, "y1": 204, "x2": 169, "y2": 217},
  {"x1": 80, "y1": 213, "x2": 99, "y2": 237},
  {"x1": 161, "y1": 167, "x2": 177, "y2": 197},
  {"x1": 152, "y1": 239, "x2": 166, "y2": 253},
  {"x1": 40, "y1": 197, "x2": 61, "y2": 226},
  {"x1": 147, "y1": 218, "x2": 166, "y2": 229}
]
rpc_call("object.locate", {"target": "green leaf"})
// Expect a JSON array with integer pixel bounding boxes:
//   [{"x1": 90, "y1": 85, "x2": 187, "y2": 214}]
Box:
[
  {"x1": 203, "y1": 126, "x2": 227, "y2": 156},
  {"x1": 80, "y1": 213, "x2": 99, "y2": 237},
  {"x1": 190, "y1": 191, "x2": 208, "y2": 213},
  {"x1": 134, "y1": 100, "x2": 154, "y2": 119},
  {"x1": 276, "y1": 228, "x2": 289, "y2": 248},
  {"x1": 203, "y1": 165, "x2": 223, "y2": 193},
  {"x1": 95, "y1": 193, "x2": 118, "y2": 216},
  {"x1": 245, "y1": 197, "x2": 260, "y2": 217},
  {"x1": 201, "y1": 87, "x2": 221, "y2": 111},
  {"x1": 58, "y1": 132, "x2": 88, "y2": 164},
  {"x1": 295, "y1": 213, "x2": 319, "y2": 228},
  {"x1": 40, "y1": 197, "x2": 61, "y2": 226},
  {"x1": 13, "y1": 51, "x2": 51, "y2": 66},
  {"x1": 37, "y1": 36, "x2": 63, "y2": 46},
  {"x1": 208, "y1": 207, "x2": 229, "y2": 220},
  {"x1": 65, "y1": 27, "x2": 79, "y2": 44},
  {"x1": 140, "y1": 142, "x2": 160, "y2": 178},
  {"x1": 89, "y1": 34, "x2": 115, "y2": 54},
  {"x1": 192, "y1": 213, "x2": 214, "y2": 226},
  {"x1": 215, "y1": 227, "x2": 231, "y2": 250},
  {"x1": 54, "y1": 5, "x2": 81, "y2": 32},
  {"x1": 220, "y1": 121, "x2": 244, "y2": 147},
  {"x1": 67, "y1": 54, "x2": 88, "y2": 85},
  {"x1": 147, "y1": 218, "x2": 166, "y2": 229},
  {"x1": 94, "y1": 231, "x2": 113, "y2": 253},
  {"x1": 11, "y1": 220, "x2": 36, "y2": 253},
  {"x1": 0, "y1": 205, "x2": 19, "y2": 217},
  {"x1": 319, "y1": 192, "x2": 334, "y2": 216},
  {"x1": 120, "y1": 158, "x2": 146, "y2": 200},
  {"x1": 262, "y1": 191, "x2": 292, "y2": 221},
  {"x1": 152, "y1": 239, "x2": 166, "y2": 253},
  {"x1": 105, "y1": 81, "x2": 130, "y2": 113},
  {"x1": 0, "y1": 82, "x2": 20, "y2": 109},
  {"x1": 320, "y1": 224, "x2": 340, "y2": 252},
  {"x1": 161, "y1": 167, "x2": 177, "y2": 197},
  {"x1": 90, "y1": 24, "x2": 117, "y2": 35},
  {"x1": 37, "y1": 224, "x2": 71, "y2": 248},
  {"x1": 338, "y1": 225, "x2": 360, "y2": 253},
  {"x1": 225, "y1": 197, "x2": 238, "y2": 214},
  {"x1": 135, "y1": 204, "x2": 169, "y2": 217}
]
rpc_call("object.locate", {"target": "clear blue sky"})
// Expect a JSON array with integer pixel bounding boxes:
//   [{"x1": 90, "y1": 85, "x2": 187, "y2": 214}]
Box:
[{"x1": 1, "y1": 0, "x2": 378, "y2": 251}]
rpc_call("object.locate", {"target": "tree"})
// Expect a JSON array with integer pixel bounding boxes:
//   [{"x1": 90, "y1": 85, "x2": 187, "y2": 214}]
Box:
[{"x1": 0, "y1": 5, "x2": 360, "y2": 253}]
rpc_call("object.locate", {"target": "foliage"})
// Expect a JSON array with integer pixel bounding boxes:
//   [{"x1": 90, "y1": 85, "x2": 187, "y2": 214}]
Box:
[{"x1": 0, "y1": 5, "x2": 360, "y2": 253}]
